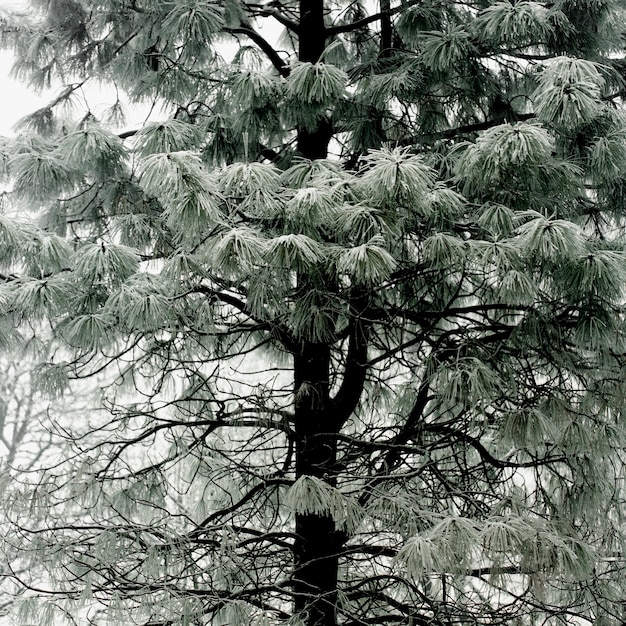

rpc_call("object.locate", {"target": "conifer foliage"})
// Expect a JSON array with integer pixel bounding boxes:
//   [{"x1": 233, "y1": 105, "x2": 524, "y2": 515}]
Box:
[{"x1": 2, "y1": 0, "x2": 626, "y2": 624}]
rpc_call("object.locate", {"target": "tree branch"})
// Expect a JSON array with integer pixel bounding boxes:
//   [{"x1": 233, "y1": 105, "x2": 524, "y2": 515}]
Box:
[
  {"x1": 358, "y1": 376, "x2": 432, "y2": 508},
  {"x1": 189, "y1": 284, "x2": 299, "y2": 352},
  {"x1": 412, "y1": 112, "x2": 535, "y2": 143},
  {"x1": 226, "y1": 24, "x2": 290, "y2": 77},
  {"x1": 379, "y1": 0, "x2": 393, "y2": 58},
  {"x1": 326, "y1": 0, "x2": 422, "y2": 36},
  {"x1": 191, "y1": 479, "x2": 291, "y2": 532},
  {"x1": 244, "y1": 3, "x2": 301, "y2": 33},
  {"x1": 330, "y1": 289, "x2": 370, "y2": 427},
  {"x1": 423, "y1": 423, "x2": 566, "y2": 469}
]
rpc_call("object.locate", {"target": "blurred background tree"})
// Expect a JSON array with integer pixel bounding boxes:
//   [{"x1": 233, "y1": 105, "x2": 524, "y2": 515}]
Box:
[
  {"x1": 0, "y1": 0, "x2": 626, "y2": 625},
  {"x1": 0, "y1": 352, "x2": 98, "y2": 623}
]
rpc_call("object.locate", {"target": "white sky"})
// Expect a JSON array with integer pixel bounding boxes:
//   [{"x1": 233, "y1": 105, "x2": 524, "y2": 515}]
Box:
[
  {"x1": 0, "y1": 46, "x2": 150, "y2": 137},
  {"x1": 0, "y1": 1, "x2": 159, "y2": 136},
  {"x1": 0, "y1": 1, "x2": 44, "y2": 134},
  {"x1": 0, "y1": 50, "x2": 47, "y2": 135},
  {"x1": 0, "y1": 1, "x2": 271, "y2": 136}
]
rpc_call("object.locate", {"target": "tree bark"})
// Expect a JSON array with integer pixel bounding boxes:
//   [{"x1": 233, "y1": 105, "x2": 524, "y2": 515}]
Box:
[
  {"x1": 379, "y1": 0, "x2": 393, "y2": 57},
  {"x1": 293, "y1": 343, "x2": 343, "y2": 626},
  {"x1": 299, "y1": 0, "x2": 326, "y2": 63},
  {"x1": 297, "y1": 0, "x2": 332, "y2": 159},
  {"x1": 292, "y1": 5, "x2": 344, "y2": 625}
]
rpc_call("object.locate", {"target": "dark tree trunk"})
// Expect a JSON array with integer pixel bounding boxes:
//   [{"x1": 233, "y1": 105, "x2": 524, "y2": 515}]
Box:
[
  {"x1": 292, "y1": 5, "x2": 343, "y2": 625},
  {"x1": 380, "y1": 0, "x2": 393, "y2": 57},
  {"x1": 297, "y1": 120, "x2": 333, "y2": 160},
  {"x1": 299, "y1": 0, "x2": 326, "y2": 62},
  {"x1": 293, "y1": 344, "x2": 343, "y2": 626},
  {"x1": 297, "y1": 0, "x2": 332, "y2": 159}
]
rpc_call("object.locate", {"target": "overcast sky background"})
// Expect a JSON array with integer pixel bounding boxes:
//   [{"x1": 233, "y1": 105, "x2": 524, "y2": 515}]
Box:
[
  {"x1": 0, "y1": 0, "x2": 159, "y2": 137},
  {"x1": 0, "y1": 47, "x2": 147, "y2": 138},
  {"x1": 0, "y1": 50, "x2": 46, "y2": 136},
  {"x1": 0, "y1": 1, "x2": 276, "y2": 136},
  {"x1": 0, "y1": 1, "x2": 46, "y2": 135}
]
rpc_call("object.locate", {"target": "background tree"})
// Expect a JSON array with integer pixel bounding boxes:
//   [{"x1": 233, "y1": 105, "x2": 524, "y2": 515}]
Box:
[
  {"x1": 1, "y1": 0, "x2": 626, "y2": 625},
  {"x1": 0, "y1": 357, "x2": 55, "y2": 470},
  {"x1": 0, "y1": 352, "x2": 96, "y2": 621}
]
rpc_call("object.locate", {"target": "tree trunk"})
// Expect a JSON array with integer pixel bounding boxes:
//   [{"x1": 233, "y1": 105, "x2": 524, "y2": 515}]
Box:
[
  {"x1": 293, "y1": 344, "x2": 343, "y2": 626},
  {"x1": 293, "y1": 5, "x2": 342, "y2": 625},
  {"x1": 299, "y1": 0, "x2": 325, "y2": 62},
  {"x1": 380, "y1": 0, "x2": 393, "y2": 57},
  {"x1": 297, "y1": 0, "x2": 332, "y2": 159}
]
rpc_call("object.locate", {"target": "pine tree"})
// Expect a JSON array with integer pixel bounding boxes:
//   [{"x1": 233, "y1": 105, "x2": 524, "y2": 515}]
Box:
[{"x1": 1, "y1": 0, "x2": 626, "y2": 624}]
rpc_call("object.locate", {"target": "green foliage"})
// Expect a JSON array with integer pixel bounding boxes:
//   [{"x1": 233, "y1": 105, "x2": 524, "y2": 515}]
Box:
[
  {"x1": 133, "y1": 119, "x2": 205, "y2": 157},
  {"x1": 287, "y1": 475, "x2": 363, "y2": 532},
  {"x1": 285, "y1": 62, "x2": 348, "y2": 131},
  {"x1": 266, "y1": 233, "x2": 326, "y2": 270},
  {"x1": 210, "y1": 226, "x2": 267, "y2": 276},
  {"x1": 534, "y1": 57, "x2": 606, "y2": 128},
  {"x1": 10, "y1": 151, "x2": 74, "y2": 202},
  {"x1": 56, "y1": 124, "x2": 126, "y2": 178},
  {"x1": 419, "y1": 26, "x2": 476, "y2": 71},
  {"x1": 360, "y1": 146, "x2": 435, "y2": 209},
  {"x1": 337, "y1": 236, "x2": 397, "y2": 286},
  {"x1": 286, "y1": 62, "x2": 348, "y2": 105},
  {"x1": 474, "y1": 1, "x2": 555, "y2": 46},
  {"x1": 1, "y1": 1, "x2": 626, "y2": 626}
]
